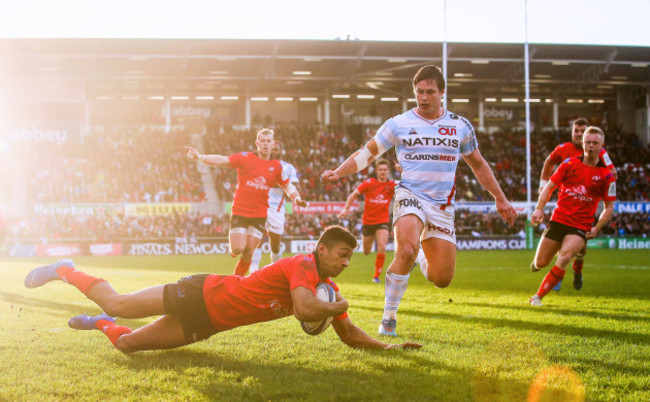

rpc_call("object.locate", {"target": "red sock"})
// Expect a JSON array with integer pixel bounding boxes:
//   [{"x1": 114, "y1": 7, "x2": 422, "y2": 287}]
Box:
[
  {"x1": 374, "y1": 253, "x2": 386, "y2": 279},
  {"x1": 56, "y1": 266, "x2": 106, "y2": 296},
  {"x1": 536, "y1": 265, "x2": 566, "y2": 298},
  {"x1": 572, "y1": 259, "x2": 583, "y2": 274},
  {"x1": 234, "y1": 259, "x2": 251, "y2": 276},
  {"x1": 95, "y1": 319, "x2": 132, "y2": 347}
]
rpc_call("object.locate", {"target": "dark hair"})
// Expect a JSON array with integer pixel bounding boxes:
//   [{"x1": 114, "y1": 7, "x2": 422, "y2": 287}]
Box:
[
  {"x1": 413, "y1": 65, "x2": 446, "y2": 92},
  {"x1": 317, "y1": 225, "x2": 358, "y2": 250},
  {"x1": 573, "y1": 117, "x2": 590, "y2": 127}
]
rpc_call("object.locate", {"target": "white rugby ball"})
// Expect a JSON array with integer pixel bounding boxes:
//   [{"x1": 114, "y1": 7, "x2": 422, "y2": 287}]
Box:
[{"x1": 300, "y1": 282, "x2": 336, "y2": 335}]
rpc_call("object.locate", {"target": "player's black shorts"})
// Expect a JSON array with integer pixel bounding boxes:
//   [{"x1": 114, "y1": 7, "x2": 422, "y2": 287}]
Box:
[
  {"x1": 362, "y1": 222, "x2": 390, "y2": 236},
  {"x1": 230, "y1": 214, "x2": 267, "y2": 233},
  {"x1": 163, "y1": 274, "x2": 217, "y2": 343},
  {"x1": 543, "y1": 220, "x2": 587, "y2": 242}
]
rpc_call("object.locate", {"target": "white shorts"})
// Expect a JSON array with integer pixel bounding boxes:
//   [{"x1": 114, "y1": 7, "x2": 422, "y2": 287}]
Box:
[
  {"x1": 392, "y1": 187, "x2": 456, "y2": 245},
  {"x1": 265, "y1": 208, "x2": 286, "y2": 235}
]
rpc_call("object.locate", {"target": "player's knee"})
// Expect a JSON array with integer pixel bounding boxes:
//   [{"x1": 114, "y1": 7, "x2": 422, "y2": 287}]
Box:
[
  {"x1": 102, "y1": 297, "x2": 132, "y2": 318},
  {"x1": 424, "y1": 265, "x2": 454, "y2": 288},
  {"x1": 534, "y1": 256, "x2": 551, "y2": 269},
  {"x1": 114, "y1": 334, "x2": 137, "y2": 354},
  {"x1": 431, "y1": 276, "x2": 453, "y2": 288},
  {"x1": 397, "y1": 246, "x2": 419, "y2": 264}
]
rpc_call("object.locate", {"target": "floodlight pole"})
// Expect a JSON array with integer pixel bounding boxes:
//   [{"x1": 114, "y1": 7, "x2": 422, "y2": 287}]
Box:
[
  {"x1": 524, "y1": 0, "x2": 534, "y2": 248},
  {"x1": 442, "y1": 0, "x2": 447, "y2": 108}
]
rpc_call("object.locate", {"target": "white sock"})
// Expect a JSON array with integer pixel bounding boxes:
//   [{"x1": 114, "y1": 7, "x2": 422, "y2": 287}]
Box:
[
  {"x1": 271, "y1": 251, "x2": 283, "y2": 263},
  {"x1": 249, "y1": 248, "x2": 262, "y2": 274},
  {"x1": 415, "y1": 248, "x2": 425, "y2": 265},
  {"x1": 383, "y1": 272, "x2": 411, "y2": 320}
]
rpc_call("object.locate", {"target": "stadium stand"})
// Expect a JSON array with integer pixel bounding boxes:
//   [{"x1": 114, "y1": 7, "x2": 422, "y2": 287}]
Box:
[{"x1": 4, "y1": 122, "x2": 648, "y2": 242}]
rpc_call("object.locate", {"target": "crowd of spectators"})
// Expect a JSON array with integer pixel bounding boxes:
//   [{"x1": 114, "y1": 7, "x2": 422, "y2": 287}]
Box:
[
  {"x1": 22, "y1": 126, "x2": 204, "y2": 203},
  {"x1": 201, "y1": 123, "x2": 649, "y2": 204},
  {"x1": 3, "y1": 121, "x2": 649, "y2": 241}
]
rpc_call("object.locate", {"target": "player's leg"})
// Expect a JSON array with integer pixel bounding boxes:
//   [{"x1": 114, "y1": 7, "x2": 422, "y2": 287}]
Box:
[
  {"x1": 420, "y1": 237, "x2": 456, "y2": 288},
  {"x1": 233, "y1": 226, "x2": 264, "y2": 276},
  {"x1": 249, "y1": 244, "x2": 263, "y2": 275},
  {"x1": 268, "y1": 231, "x2": 284, "y2": 262},
  {"x1": 372, "y1": 228, "x2": 389, "y2": 283},
  {"x1": 531, "y1": 236, "x2": 562, "y2": 271},
  {"x1": 417, "y1": 203, "x2": 457, "y2": 287},
  {"x1": 228, "y1": 231, "x2": 248, "y2": 256},
  {"x1": 25, "y1": 259, "x2": 165, "y2": 318},
  {"x1": 531, "y1": 234, "x2": 585, "y2": 305},
  {"x1": 112, "y1": 315, "x2": 190, "y2": 353},
  {"x1": 362, "y1": 234, "x2": 374, "y2": 255},
  {"x1": 572, "y1": 246, "x2": 586, "y2": 290},
  {"x1": 267, "y1": 210, "x2": 285, "y2": 263},
  {"x1": 379, "y1": 214, "x2": 423, "y2": 336}
]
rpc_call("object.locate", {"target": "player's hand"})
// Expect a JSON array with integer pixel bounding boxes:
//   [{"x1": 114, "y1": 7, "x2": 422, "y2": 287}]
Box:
[
  {"x1": 394, "y1": 162, "x2": 403, "y2": 173},
  {"x1": 586, "y1": 227, "x2": 598, "y2": 239},
  {"x1": 496, "y1": 199, "x2": 517, "y2": 225},
  {"x1": 294, "y1": 199, "x2": 309, "y2": 208},
  {"x1": 321, "y1": 170, "x2": 339, "y2": 184},
  {"x1": 337, "y1": 208, "x2": 348, "y2": 218},
  {"x1": 184, "y1": 146, "x2": 201, "y2": 161},
  {"x1": 384, "y1": 342, "x2": 423, "y2": 350},
  {"x1": 530, "y1": 209, "x2": 544, "y2": 226},
  {"x1": 333, "y1": 293, "x2": 349, "y2": 314}
]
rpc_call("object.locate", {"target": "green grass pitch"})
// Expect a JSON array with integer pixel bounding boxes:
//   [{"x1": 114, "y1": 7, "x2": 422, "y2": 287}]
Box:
[{"x1": 1, "y1": 250, "x2": 648, "y2": 401}]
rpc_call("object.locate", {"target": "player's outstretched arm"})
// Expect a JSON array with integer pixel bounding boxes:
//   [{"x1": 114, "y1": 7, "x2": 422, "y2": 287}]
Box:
[
  {"x1": 291, "y1": 287, "x2": 348, "y2": 322},
  {"x1": 338, "y1": 190, "x2": 360, "y2": 217},
  {"x1": 184, "y1": 146, "x2": 230, "y2": 167},
  {"x1": 321, "y1": 139, "x2": 383, "y2": 184},
  {"x1": 462, "y1": 149, "x2": 517, "y2": 225},
  {"x1": 332, "y1": 317, "x2": 422, "y2": 350},
  {"x1": 280, "y1": 181, "x2": 309, "y2": 208}
]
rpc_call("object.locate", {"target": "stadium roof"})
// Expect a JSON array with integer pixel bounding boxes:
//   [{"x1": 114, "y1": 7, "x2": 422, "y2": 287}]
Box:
[{"x1": 2, "y1": 38, "x2": 649, "y2": 103}]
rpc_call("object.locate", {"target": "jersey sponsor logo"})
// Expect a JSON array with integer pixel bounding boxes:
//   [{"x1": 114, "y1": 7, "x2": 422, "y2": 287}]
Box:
[
  {"x1": 565, "y1": 185, "x2": 593, "y2": 203},
  {"x1": 437, "y1": 126, "x2": 457, "y2": 136},
  {"x1": 408, "y1": 128, "x2": 418, "y2": 135},
  {"x1": 269, "y1": 167, "x2": 275, "y2": 172},
  {"x1": 426, "y1": 223, "x2": 455, "y2": 236},
  {"x1": 246, "y1": 176, "x2": 269, "y2": 191},
  {"x1": 368, "y1": 194, "x2": 390, "y2": 204},
  {"x1": 404, "y1": 153, "x2": 457, "y2": 161},
  {"x1": 592, "y1": 175, "x2": 601, "y2": 182},
  {"x1": 398, "y1": 198, "x2": 422, "y2": 209},
  {"x1": 402, "y1": 137, "x2": 459, "y2": 148}
]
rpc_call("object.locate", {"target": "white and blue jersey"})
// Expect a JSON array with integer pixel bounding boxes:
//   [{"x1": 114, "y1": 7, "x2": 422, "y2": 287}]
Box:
[
  {"x1": 372, "y1": 108, "x2": 478, "y2": 206},
  {"x1": 268, "y1": 161, "x2": 299, "y2": 213}
]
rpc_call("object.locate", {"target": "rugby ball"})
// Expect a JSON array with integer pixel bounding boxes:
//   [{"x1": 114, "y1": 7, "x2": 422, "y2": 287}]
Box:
[{"x1": 300, "y1": 282, "x2": 336, "y2": 335}]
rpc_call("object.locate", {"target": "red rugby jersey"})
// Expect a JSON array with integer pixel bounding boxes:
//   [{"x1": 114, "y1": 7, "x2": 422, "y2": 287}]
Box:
[
  {"x1": 549, "y1": 142, "x2": 614, "y2": 169},
  {"x1": 356, "y1": 178, "x2": 396, "y2": 225},
  {"x1": 203, "y1": 253, "x2": 347, "y2": 332},
  {"x1": 550, "y1": 157, "x2": 616, "y2": 231},
  {"x1": 228, "y1": 152, "x2": 288, "y2": 218}
]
